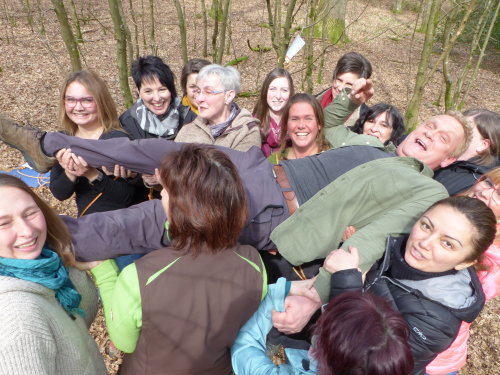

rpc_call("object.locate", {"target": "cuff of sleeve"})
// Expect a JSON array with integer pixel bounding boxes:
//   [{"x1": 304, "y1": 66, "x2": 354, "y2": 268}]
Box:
[
  {"x1": 329, "y1": 269, "x2": 363, "y2": 300},
  {"x1": 90, "y1": 259, "x2": 119, "y2": 284},
  {"x1": 314, "y1": 267, "x2": 333, "y2": 304},
  {"x1": 284, "y1": 280, "x2": 291, "y2": 297}
]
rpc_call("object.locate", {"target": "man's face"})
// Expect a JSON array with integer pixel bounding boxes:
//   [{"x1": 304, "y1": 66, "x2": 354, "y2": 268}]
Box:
[{"x1": 396, "y1": 115, "x2": 465, "y2": 170}]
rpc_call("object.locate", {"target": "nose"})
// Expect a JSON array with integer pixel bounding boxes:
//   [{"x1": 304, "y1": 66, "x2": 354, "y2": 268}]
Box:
[
  {"x1": 16, "y1": 218, "x2": 35, "y2": 237},
  {"x1": 418, "y1": 235, "x2": 433, "y2": 251},
  {"x1": 74, "y1": 100, "x2": 84, "y2": 110},
  {"x1": 153, "y1": 91, "x2": 161, "y2": 101}
]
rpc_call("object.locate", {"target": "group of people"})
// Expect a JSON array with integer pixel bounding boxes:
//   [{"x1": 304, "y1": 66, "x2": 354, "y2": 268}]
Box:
[{"x1": 0, "y1": 51, "x2": 498, "y2": 375}]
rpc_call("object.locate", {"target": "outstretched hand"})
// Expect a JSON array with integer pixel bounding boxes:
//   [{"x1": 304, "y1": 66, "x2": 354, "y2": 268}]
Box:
[
  {"x1": 324, "y1": 246, "x2": 360, "y2": 274},
  {"x1": 349, "y1": 78, "x2": 374, "y2": 105}
]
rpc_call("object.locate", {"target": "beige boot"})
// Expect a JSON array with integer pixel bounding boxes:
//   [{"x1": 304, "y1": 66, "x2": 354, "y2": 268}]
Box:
[{"x1": 0, "y1": 114, "x2": 56, "y2": 173}]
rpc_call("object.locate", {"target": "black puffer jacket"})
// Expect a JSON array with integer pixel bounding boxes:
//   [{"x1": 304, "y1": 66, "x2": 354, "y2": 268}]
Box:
[
  {"x1": 433, "y1": 158, "x2": 499, "y2": 196},
  {"x1": 329, "y1": 236, "x2": 485, "y2": 375}
]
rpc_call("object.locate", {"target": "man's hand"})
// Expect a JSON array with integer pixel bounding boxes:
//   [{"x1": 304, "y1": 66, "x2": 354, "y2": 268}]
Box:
[
  {"x1": 102, "y1": 165, "x2": 136, "y2": 179},
  {"x1": 272, "y1": 295, "x2": 321, "y2": 334},
  {"x1": 349, "y1": 78, "x2": 374, "y2": 105},
  {"x1": 324, "y1": 246, "x2": 360, "y2": 274},
  {"x1": 342, "y1": 226, "x2": 357, "y2": 242}
]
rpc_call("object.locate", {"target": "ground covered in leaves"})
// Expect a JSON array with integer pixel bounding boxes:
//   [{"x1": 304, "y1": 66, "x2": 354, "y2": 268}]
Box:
[{"x1": 0, "y1": 0, "x2": 498, "y2": 374}]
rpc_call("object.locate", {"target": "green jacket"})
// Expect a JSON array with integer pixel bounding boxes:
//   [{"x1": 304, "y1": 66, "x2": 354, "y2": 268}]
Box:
[{"x1": 270, "y1": 156, "x2": 449, "y2": 302}]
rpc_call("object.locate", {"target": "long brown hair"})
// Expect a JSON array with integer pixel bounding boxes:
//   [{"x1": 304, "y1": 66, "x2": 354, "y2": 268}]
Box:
[
  {"x1": 0, "y1": 174, "x2": 75, "y2": 266},
  {"x1": 158, "y1": 145, "x2": 248, "y2": 255},
  {"x1": 278, "y1": 93, "x2": 331, "y2": 158},
  {"x1": 59, "y1": 70, "x2": 121, "y2": 136},
  {"x1": 464, "y1": 109, "x2": 500, "y2": 166},
  {"x1": 253, "y1": 68, "x2": 295, "y2": 137}
]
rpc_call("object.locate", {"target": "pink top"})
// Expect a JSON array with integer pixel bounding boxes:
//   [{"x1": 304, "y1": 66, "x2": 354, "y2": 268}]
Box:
[
  {"x1": 261, "y1": 117, "x2": 281, "y2": 157},
  {"x1": 426, "y1": 233, "x2": 500, "y2": 374}
]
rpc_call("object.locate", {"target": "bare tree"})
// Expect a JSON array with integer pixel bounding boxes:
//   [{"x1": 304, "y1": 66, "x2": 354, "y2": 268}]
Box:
[
  {"x1": 392, "y1": 0, "x2": 404, "y2": 13},
  {"x1": 68, "y1": 0, "x2": 82, "y2": 42},
  {"x1": 149, "y1": 0, "x2": 157, "y2": 54},
  {"x1": 50, "y1": 0, "x2": 81, "y2": 71},
  {"x1": 173, "y1": 0, "x2": 188, "y2": 64},
  {"x1": 107, "y1": 0, "x2": 133, "y2": 107},
  {"x1": 201, "y1": 0, "x2": 208, "y2": 56}
]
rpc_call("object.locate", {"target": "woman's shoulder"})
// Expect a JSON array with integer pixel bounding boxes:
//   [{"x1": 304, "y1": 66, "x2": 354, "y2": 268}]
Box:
[{"x1": 101, "y1": 128, "x2": 131, "y2": 140}]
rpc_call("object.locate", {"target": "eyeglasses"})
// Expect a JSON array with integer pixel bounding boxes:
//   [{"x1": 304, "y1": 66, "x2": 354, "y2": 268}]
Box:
[
  {"x1": 64, "y1": 96, "x2": 95, "y2": 108},
  {"x1": 477, "y1": 175, "x2": 500, "y2": 205},
  {"x1": 192, "y1": 87, "x2": 225, "y2": 97}
]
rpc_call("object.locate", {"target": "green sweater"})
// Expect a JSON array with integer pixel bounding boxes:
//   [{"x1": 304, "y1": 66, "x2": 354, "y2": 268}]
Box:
[{"x1": 271, "y1": 156, "x2": 449, "y2": 302}]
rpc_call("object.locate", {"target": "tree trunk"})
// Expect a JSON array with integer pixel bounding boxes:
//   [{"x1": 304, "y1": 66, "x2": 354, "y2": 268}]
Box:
[
  {"x1": 128, "y1": 0, "x2": 140, "y2": 58},
  {"x1": 19, "y1": 0, "x2": 34, "y2": 32},
  {"x1": 201, "y1": 0, "x2": 208, "y2": 57},
  {"x1": 117, "y1": 0, "x2": 133, "y2": 73},
  {"x1": 418, "y1": 0, "x2": 432, "y2": 33},
  {"x1": 107, "y1": 0, "x2": 133, "y2": 107},
  {"x1": 314, "y1": 0, "x2": 348, "y2": 44},
  {"x1": 216, "y1": 0, "x2": 231, "y2": 64},
  {"x1": 148, "y1": 0, "x2": 157, "y2": 54},
  {"x1": 211, "y1": 0, "x2": 220, "y2": 62},
  {"x1": 405, "y1": 0, "x2": 441, "y2": 131},
  {"x1": 50, "y1": 0, "x2": 81, "y2": 71},
  {"x1": 277, "y1": 0, "x2": 298, "y2": 67},
  {"x1": 173, "y1": 0, "x2": 188, "y2": 64},
  {"x1": 392, "y1": 0, "x2": 403, "y2": 13},
  {"x1": 68, "y1": 0, "x2": 82, "y2": 42}
]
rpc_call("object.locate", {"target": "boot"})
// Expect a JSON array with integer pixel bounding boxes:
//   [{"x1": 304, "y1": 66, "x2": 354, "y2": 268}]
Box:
[{"x1": 0, "y1": 114, "x2": 56, "y2": 173}]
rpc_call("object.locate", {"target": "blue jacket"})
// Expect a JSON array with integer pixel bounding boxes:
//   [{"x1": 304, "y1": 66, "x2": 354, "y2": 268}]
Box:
[{"x1": 231, "y1": 278, "x2": 316, "y2": 375}]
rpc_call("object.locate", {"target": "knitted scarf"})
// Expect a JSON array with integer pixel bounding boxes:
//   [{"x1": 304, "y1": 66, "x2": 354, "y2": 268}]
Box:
[
  {"x1": 130, "y1": 96, "x2": 181, "y2": 138},
  {"x1": 209, "y1": 102, "x2": 239, "y2": 138},
  {"x1": 0, "y1": 248, "x2": 84, "y2": 317}
]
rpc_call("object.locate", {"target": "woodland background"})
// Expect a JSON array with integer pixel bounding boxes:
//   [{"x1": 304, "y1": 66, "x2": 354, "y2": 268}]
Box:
[{"x1": 0, "y1": 0, "x2": 498, "y2": 373}]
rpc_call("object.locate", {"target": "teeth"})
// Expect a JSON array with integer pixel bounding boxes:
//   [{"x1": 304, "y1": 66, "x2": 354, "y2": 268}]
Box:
[
  {"x1": 16, "y1": 239, "x2": 36, "y2": 248},
  {"x1": 296, "y1": 132, "x2": 309, "y2": 136}
]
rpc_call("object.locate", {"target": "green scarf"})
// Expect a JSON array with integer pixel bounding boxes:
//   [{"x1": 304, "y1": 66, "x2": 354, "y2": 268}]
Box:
[{"x1": 0, "y1": 247, "x2": 84, "y2": 317}]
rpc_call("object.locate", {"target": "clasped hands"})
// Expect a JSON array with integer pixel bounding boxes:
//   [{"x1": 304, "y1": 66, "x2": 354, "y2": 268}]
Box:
[{"x1": 272, "y1": 246, "x2": 360, "y2": 334}]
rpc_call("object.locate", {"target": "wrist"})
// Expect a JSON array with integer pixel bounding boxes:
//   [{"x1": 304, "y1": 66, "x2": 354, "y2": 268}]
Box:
[{"x1": 89, "y1": 170, "x2": 104, "y2": 184}]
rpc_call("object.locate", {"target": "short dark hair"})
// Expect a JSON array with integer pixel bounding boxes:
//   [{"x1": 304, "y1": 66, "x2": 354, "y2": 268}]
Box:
[
  {"x1": 332, "y1": 52, "x2": 372, "y2": 80},
  {"x1": 180, "y1": 58, "x2": 211, "y2": 94},
  {"x1": 253, "y1": 68, "x2": 295, "y2": 136},
  {"x1": 279, "y1": 93, "x2": 331, "y2": 155},
  {"x1": 426, "y1": 196, "x2": 496, "y2": 264},
  {"x1": 350, "y1": 103, "x2": 406, "y2": 145},
  {"x1": 131, "y1": 55, "x2": 177, "y2": 99},
  {"x1": 313, "y1": 291, "x2": 413, "y2": 375},
  {"x1": 158, "y1": 144, "x2": 248, "y2": 255},
  {"x1": 463, "y1": 109, "x2": 500, "y2": 166}
]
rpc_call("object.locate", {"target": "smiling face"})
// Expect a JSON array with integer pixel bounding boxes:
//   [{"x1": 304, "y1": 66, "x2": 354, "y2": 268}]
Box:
[
  {"x1": 64, "y1": 81, "x2": 99, "y2": 130},
  {"x1": 396, "y1": 115, "x2": 465, "y2": 170},
  {"x1": 362, "y1": 111, "x2": 394, "y2": 143},
  {"x1": 185, "y1": 73, "x2": 199, "y2": 107},
  {"x1": 0, "y1": 187, "x2": 47, "y2": 260},
  {"x1": 139, "y1": 76, "x2": 172, "y2": 116},
  {"x1": 287, "y1": 102, "x2": 320, "y2": 155},
  {"x1": 267, "y1": 77, "x2": 291, "y2": 116},
  {"x1": 468, "y1": 176, "x2": 500, "y2": 217},
  {"x1": 405, "y1": 204, "x2": 476, "y2": 273},
  {"x1": 332, "y1": 72, "x2": 360, "y2": 98}
]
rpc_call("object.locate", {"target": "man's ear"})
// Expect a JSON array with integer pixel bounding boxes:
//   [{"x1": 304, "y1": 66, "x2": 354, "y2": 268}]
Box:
[
  {"x1": 439, "y1": 156, "x2": 458, "y2": 169},
  {"x1": 477, "y1": 138, "x2": 491, "y2": 153}
]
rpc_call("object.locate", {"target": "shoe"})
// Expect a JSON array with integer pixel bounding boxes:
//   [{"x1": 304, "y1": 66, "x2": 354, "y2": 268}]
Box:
[{"x1": 0, "y1": 114, "x2": 56, "y2": 173}]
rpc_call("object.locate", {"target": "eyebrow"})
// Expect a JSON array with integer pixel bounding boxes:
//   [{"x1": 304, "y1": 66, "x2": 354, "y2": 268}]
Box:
[{"x1": 422, "y1": 215, "x2": 463, "y2": 247}]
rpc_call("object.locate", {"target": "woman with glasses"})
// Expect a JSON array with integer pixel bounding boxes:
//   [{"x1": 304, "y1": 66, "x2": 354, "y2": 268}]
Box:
[
  {"x1": 49, "y1": 70, "x2": 135, "y2": 216},
  {"x1": 426, "y1": 168, "x2": 500, "y2": 375},
  {"x1": 174, "y1": 64, "x2": 261, "y2": 151}
]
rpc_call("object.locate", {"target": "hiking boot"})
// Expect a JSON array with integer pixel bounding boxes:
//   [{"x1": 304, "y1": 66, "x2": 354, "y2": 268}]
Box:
[{"x1": 0, "y1": 113, "x2": 56, "y2": 173}]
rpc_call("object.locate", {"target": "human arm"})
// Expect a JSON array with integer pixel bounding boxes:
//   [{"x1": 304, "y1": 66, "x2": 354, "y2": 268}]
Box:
[
  {"x1": 231, "y1": 278, "x2": 300, "y2": 375},
  {"x1": 49, "y1": 162, "x2": 77, "y2": 201},
  {"x1": 61, "y1": 198, "x2": 168, "y2": 261},
  {"x1": 90, "y1": 260, "x2": 142, "y2": 353}
]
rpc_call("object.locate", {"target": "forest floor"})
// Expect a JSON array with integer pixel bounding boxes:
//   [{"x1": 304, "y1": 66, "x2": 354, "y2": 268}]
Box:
[{"x1": 0, "y1": 0, "x2": 498, "y2": 374}]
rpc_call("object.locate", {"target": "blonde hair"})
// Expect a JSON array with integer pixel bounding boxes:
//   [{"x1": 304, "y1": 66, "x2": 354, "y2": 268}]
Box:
[
  {"x1": 445, "y1": 110, "x2": 473, "y2": 158},
  {"x1": 59, "y1": 70, "x2": 122, "y2": 136}
]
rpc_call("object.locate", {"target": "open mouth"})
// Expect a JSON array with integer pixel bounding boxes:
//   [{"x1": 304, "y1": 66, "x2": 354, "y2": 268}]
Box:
[
  {"x1": 15, "y1": 238, "x2": 37, "y2": 249},
  {"x1": 295, "y1": 132, "x2": 310, "y2": 137},
  {"x1": 416, "y1": 138, "x2": 427, "y2": 150},
  {"x1": 410, "y1": 246, "x2": 426, "y2": 261}
]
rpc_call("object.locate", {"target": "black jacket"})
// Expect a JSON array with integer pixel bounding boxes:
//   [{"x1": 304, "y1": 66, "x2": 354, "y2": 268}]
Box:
[
  {"x1": 329, "y1": 236, "x2": 485, "y2": 375},
  {"x1": 433, "y1": 158, "x2": 499, "y2": 196}
]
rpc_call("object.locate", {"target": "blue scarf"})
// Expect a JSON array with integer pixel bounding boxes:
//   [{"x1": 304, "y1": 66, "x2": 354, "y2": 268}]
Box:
[{"x1": 0, "y1": 248, "x2": 84, "y2": 317}]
